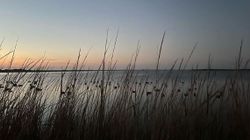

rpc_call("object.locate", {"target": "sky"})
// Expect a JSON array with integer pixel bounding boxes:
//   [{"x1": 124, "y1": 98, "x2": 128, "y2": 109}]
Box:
[{"x1": 0, "y1": 0, "x2": 250, "y2": 69}]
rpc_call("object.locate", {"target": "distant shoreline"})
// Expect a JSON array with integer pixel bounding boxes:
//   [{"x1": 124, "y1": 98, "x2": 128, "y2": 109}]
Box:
[{"x1": 0, "y1": 69, "x2": 249, "y2": 73}]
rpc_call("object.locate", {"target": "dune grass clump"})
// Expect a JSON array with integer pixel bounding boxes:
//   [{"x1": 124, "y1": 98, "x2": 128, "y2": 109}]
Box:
[{"x1": 0, "y1": 36, "x2": 249, "y2": 140}]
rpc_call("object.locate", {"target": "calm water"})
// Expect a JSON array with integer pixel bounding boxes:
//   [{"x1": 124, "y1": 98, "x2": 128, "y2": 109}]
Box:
[
  {"x1": 1, "y1": 70, "x2": 250, "y2": 102},
  {"x1": 1, "y1": 70, "x2": 250, "y2": 88},
  {"x1": 1, "y1": 70, "x2": 249, "y2": 117}
]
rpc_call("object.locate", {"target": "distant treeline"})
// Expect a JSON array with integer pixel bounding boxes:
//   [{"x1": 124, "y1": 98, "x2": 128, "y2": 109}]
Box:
[{"x1": 0, "y1": 68, "x2": 249, "y2": 73}]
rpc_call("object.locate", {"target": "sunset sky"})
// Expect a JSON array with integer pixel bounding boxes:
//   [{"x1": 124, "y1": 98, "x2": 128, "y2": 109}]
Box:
[{"x1": 0, "y1": 0, "x2": 249, "y2": 69}]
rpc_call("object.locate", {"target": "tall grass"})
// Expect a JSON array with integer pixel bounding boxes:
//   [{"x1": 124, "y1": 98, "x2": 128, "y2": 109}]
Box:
[{"x1": 0, "y1": 37, "x2": 249, "y2": 140}]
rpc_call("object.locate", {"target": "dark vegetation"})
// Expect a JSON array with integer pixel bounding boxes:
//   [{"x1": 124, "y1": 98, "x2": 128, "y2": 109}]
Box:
[{"x1": 0, "y1": 33, "x2": 250, "y2": 140}]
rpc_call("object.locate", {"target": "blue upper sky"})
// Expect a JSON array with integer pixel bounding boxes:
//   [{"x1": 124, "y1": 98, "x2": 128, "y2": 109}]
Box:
[{"x1": 0, "y1": 0, "x2": 249, "y2": 69}]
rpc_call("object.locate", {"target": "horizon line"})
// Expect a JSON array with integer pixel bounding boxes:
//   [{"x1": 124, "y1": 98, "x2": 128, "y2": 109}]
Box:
[{"x1": 0, "y1": 68, "x2": 250, "y2": 73}]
